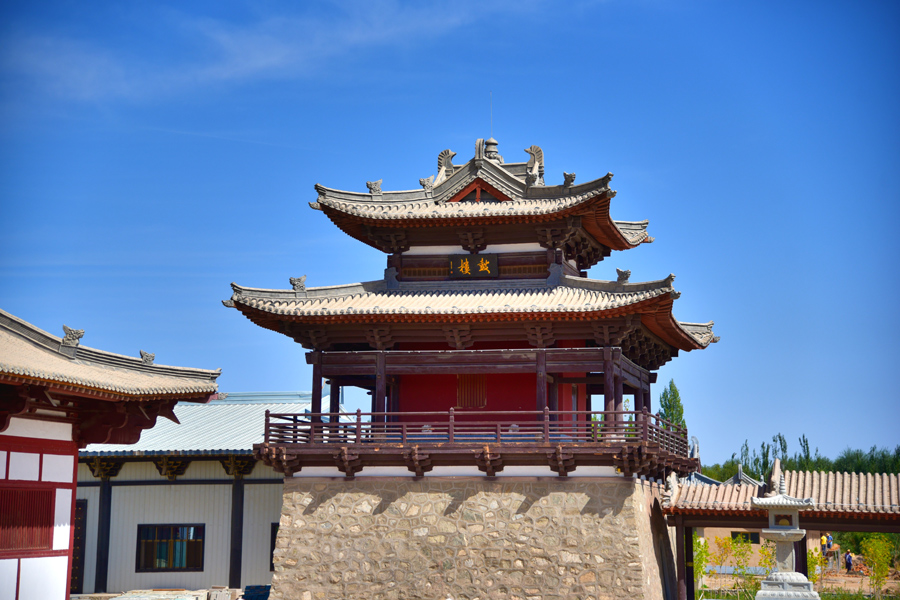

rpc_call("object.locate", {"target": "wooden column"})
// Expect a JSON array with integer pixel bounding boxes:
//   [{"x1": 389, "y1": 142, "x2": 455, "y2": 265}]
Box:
[
  {"x1": 643, "y1": 383, "x2": 652, "y2": 414},
  {"x1": 536, "y1": 351, "x2": 547, "y2": 410},
  {"x1": 603, "y1": 358, "x2": 615, "y2": 413},
  {"x1": 389, "y1": 378, "x2": 400, "y2": 422},
  {"x1": 634, "y1": 385, "x2": 645, "y2": 412},
  {"x1": 375, "y1": 352, "x2": 386, "y2": 421},
  {"x1": 310, "y1": 353, "x2": 322, "y2": 418},
  {"x1": 614, "y1": 376, "x2": 624, "y2": 412},
  {"x1": 548, "y1": 376, "x2": 558, "y2": 419},
  {"x1": 329, "y1": 381, "x2": 341, "y2": 415},
  {"x1": 228, "y1": 477, "x2": 245, "y2": 589},
  {"x1": 685, "y1": 525, "x2": 695, "y2": 600},
  {"x1": 94, "y1": 477, "x2": 112, "y2": 593},
  {"x1": 675, "y1": 514, "x2": 687, "y2": 600}
]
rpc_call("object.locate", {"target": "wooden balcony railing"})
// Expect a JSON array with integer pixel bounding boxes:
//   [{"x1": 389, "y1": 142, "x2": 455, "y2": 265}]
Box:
[{"x1": 262, "y1": 407, "x2": 689, "y2": 457}]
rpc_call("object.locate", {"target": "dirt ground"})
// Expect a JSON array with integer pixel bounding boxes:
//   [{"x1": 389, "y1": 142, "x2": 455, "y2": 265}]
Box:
[{"x1": 701, "y1": 572, "x2": 900, "y2": 596}]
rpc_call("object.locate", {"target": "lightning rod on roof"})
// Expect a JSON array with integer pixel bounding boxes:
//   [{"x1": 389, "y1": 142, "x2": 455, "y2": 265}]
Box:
[{"x1": 490, "y1": 91, "x2": 493, "y2": 139}]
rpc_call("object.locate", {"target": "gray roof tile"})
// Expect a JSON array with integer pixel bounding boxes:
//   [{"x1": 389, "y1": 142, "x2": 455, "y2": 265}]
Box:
[{"x1": 0, "y1": 309, "x2": 219, "y2": 398}]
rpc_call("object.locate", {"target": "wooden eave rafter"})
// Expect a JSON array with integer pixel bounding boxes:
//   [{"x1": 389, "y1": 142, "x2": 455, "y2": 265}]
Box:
[
  {"x1": 319, "y1": 181, "x2": 638, "y2": 253},
  {"x1": 232, "y1": 292, "x2": 703, "y2": 353}
]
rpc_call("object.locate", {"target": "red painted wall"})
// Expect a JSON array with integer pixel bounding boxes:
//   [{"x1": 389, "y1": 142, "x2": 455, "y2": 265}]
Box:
[{"x1": 398, "y1": 372, "x2": 538, "y2": 421}]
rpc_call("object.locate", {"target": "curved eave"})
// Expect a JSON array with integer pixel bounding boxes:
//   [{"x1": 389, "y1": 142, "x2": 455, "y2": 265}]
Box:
[
  {"x1": 0, "y1": 372, "x2": 217, "y2": 404},
  {"x1": 638, "y1": 294, "x2": 717, "y2": 352},
  {"x1": 316, "y1": 187, "x2": 649, "y2": 253},
  {"x1": 227, "y1": 277, "x2": 716, "y2": 353}
]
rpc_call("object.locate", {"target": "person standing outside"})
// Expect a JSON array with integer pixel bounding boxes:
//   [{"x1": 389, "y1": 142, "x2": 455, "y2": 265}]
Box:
[
  {"x1": 821, "y1": 533, "x2": 827, "y2": 556},
  {"x1": 844, "y1": 550, "x2": 853, "y2": 574}
]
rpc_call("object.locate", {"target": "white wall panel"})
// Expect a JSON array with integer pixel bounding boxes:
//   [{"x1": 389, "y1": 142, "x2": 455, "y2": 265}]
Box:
[
  {"x1": 8, "y1": 452, "x2": 40, "y2": 480},
  {"x1": 244, "y1": 462, "x2": 282, "y2": 480},
  {"x1": 0, "y1": 559, "x2": 17, "y2": 600},
  {"x1": 19, "y1": 556, "x2": 68, "y2": 600},
  {"x1": 241, "y1": 484, "x2": 284, "y2": 587},
  {"x1": 106, "y1": 484, "x2": 231, "y2": 593},
  {"x1": 76, "y1": 486, "x2": 99, "y2": 594},
  {"x1": 77, "y1": 463, "x2": 96, "y2": 481},
  {"x1": 43, "y1": 454, "x2": 74, "y2": 483},
  {"x1": 0, "y1": 451, "x2": 6, "y2": 479},
  {"x1": 113, "y1": 461, "x2": 160, "y2": 481},
  {"x1": 180, "y1": 460, "x2": 226, "y2": 479},
  {"x1": 0, "y1": 418, "x2": 72, "y2": 441},
  {"x1": 53, "y1": 488, "x2": 72, "y2": 550}
]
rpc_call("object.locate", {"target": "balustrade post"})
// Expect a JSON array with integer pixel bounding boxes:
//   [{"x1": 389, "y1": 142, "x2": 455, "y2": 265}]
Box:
[
  {"x1": 449, "y1": 408, "x2": 455, "y2": 443},
  {"x1": 401, "y1": 423, "x2": 407, "y2": 444},
  {"x1": 264, "y1": 410, "x2": 270, "y2": 444},
  {"x1": 496, "y1": 423, "x2": 501, "y2": 443},
  {"x1": 355, "y1": 409, "x2": 362, "y2": 444},
  {"x1": 543, "y1": 406, "x2": 550, "y2": 442}
]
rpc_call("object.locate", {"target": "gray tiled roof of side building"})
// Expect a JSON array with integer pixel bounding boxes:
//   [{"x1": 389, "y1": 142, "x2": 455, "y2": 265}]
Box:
[{"x1": 0, "y1": 308, "x2": 219, "y2": 397}]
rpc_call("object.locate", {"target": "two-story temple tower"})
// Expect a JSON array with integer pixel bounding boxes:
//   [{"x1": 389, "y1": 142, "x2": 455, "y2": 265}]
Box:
[{"x1": 227, "y1": 138, "x2": 717, "y2": 599}]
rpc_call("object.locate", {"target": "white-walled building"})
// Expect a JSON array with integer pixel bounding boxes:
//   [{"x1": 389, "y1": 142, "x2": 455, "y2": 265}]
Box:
[
  {"x1": 0, "y1": 309, "x2": 219, "y2": 600},
  {"x1": 76, "y1": 392, "x2": 320, "y2": 595}
]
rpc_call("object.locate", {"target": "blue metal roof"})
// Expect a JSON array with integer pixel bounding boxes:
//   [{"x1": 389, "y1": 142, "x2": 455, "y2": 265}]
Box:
[{"x1": 80, "y1": 391, "x2": 334, "y2": 457}]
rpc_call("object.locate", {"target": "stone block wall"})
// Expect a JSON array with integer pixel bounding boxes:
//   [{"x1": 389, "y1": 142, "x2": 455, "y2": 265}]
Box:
[{"x1": 272, "y1": 477, "x2": 674, "y2": 600}]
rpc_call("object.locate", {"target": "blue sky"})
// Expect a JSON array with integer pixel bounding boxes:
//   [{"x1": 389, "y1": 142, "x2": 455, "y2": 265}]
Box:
[{"x1": 1, "y1": 0, "x2": 898, "y2": 463}]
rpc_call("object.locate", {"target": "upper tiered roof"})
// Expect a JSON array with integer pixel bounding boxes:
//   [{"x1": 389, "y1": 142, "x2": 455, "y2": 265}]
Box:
[{"x1": 311, "y1": 138, "x2": 653, "y2": 254}]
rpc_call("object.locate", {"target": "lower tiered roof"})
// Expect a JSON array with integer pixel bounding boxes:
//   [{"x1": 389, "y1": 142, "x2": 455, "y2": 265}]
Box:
[{"x1": 225, "y1": 273, "x2": 717, "y2": 352}]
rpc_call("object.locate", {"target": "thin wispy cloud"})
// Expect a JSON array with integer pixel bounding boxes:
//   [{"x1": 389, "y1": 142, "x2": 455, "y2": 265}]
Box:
[{"x1": 0, "y1": 1, "x2": 518, "y2": 103}]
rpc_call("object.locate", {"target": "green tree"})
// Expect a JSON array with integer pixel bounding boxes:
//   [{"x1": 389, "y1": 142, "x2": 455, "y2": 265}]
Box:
[
  {"x1": 692, "y1": 531, "x2": 710, "y2": 592},
  {"x1": 862, "y1": 534, "x2": 892, "y2": 599},
  {"x1": 658, "y1": 379, "x2": 686, "y2": 429}
]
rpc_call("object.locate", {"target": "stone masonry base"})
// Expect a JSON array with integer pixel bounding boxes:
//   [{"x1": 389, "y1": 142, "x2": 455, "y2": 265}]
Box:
[{"x1": 272, "y1": 476, "x2": 675, "y2": 600}]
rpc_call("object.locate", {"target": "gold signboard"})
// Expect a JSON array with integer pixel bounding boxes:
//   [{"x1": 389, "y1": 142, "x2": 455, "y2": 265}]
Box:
[{"x1": 449, "y1": 254, "x2": 498, "y2": 278}]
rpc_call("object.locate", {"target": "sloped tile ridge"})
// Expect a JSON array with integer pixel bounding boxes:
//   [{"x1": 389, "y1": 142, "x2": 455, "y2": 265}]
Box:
[
  {"x1": 230, "y1": 279, "x2": 386, "y2": 300},
  {"x1": 228, "y1": 274, "x2": 675, "y2": 319},
  {"x1": 311, "y1": 158, "x2": 614, "y2": 220},
  {"x1": 0, "y1": 308, "x2": 220, "y2": 382},
  {"x1": 677, "y1": 321, "x2": 720, "y2": 348}
]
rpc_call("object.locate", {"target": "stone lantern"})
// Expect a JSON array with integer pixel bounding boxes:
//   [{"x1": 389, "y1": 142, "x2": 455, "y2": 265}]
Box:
[{"x1": 750, "y1": 475, "x2": 819, "y2": 599}]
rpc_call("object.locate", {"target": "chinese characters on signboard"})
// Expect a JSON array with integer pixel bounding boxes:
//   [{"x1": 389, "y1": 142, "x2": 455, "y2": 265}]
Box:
[{"x1": 449, "y1": 254, "x2": 499, "y2": 278}]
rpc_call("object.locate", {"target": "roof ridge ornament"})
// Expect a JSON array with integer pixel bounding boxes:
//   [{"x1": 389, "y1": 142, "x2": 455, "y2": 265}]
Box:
[
  {"x1": 524, "y1": 145, "x2": 545, "y2": 187},
  {"x1": 366, "y1": 179, "x2": 382, "y2": 195},
  {"x1": 484, "y1": 137, "x2": 502, "y2": 164},
  {"x1": 419, "y1": 175, "x2": 434, "y2": 198},
  {"x1": 140, "y1": 350, "x2": 155, "y2": 365},
  {"x1": 563, "y1": 172, "x2": 576, "y2": 187},
  {"x1": 616, "y1": 269, "x2": 631, "y2": 284},
  {"x1": 61, "y1": 324, "x2": 84, "y2": 347},
  {"x1": 290, "y1": 275, "x2": 307, "y2": 292},
  {"x1": 435, "y1": 149, "x2": 456, "y2": 185}
]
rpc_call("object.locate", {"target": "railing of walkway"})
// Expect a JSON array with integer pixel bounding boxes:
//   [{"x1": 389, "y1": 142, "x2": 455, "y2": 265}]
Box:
[{"x1": 263, "y1": 408, "x2": 689, "y2": 456}]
